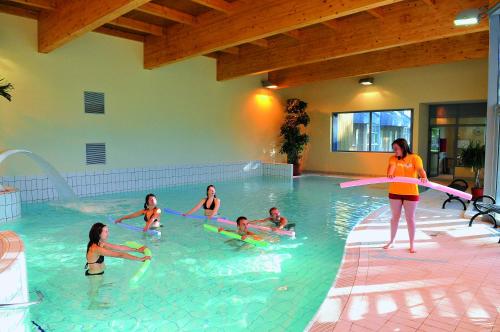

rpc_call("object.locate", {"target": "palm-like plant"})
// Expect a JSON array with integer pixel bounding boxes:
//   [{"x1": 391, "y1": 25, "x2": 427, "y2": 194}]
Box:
[
  {"x1": 0, "y1": 78, "x2": 13, "y2": 101},
  {"x1": 280, "y1": 98, "x2": 310, "y2": 165},
  {"x1": 459, "y1": 141, "x2": 485, "y2": 188}
]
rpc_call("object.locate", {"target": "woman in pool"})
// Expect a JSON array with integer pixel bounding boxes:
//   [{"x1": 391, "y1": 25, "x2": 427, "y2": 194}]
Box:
[
  {"x1": 85, "y1": 222, "x2": 150, "y2": 276},
  {"x1": 183, "y1": 185, "x2": 220, "y2": 219},
  {"x1": 384, "y1": 138, "x2": 427, "y2": 253},
  {"x1": 115, "y1": 193, "x2": 162, "y2": 232},
  {"x1": 251, "y1": 207, "x2": 295, "y2": 231}
]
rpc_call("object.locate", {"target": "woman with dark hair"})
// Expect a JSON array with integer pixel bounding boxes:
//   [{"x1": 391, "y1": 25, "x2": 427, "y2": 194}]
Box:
[
  {"x1": 384, "y1": 138, "x2": 427, "y2": 253},
  {"x1": 85, "y1": 222, "x2": 150, "y2": 276},
  {"x1": 115, "y1": 193, "x2": 162, "y2": 232},
  {"x1": 183, "y1": 185, "x2": 220, "y2": 219}
]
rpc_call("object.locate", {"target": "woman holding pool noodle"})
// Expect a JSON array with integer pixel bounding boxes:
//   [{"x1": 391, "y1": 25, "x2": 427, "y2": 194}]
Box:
[
  {"x1": 85, "y1": 223, "x2": 151, "y2": 276},
  {"x1": 384, "y1": 138, "x2": 427, "y2": 253}
]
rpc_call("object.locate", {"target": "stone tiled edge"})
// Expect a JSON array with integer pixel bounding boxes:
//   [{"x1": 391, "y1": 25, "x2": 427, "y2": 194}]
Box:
[
  {"x1": 0, "y1": 160, "x2": 264, "y2": 204},
  {"x1": 305, "y1": 205, "x2": 388, "y2": 331},
  {"x1": 0, "y1": 189, "x2": 22, "y2": 223},
  {"x1": 0, "y1": 231, "x2": 24, "y2": 273}
]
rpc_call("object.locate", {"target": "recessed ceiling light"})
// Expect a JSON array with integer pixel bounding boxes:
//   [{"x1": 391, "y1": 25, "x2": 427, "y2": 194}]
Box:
[
  {"x1": 261, "y1": 80, "x2": 279, "y2": 89},
  {"x1": 359, "y1": 77, "x2": 374, "y2": 86}
]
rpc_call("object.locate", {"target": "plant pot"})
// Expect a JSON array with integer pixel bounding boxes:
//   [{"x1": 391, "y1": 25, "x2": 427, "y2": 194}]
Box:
[
  {"x1": 293, "y1": 163, "x2": 302, "y2": 176},
  {"x1": 471, "y1": 187, "x2": 484, "y2": 200}
]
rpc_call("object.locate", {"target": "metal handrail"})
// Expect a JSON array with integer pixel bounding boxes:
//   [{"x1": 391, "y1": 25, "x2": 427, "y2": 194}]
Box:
[{"x1": 0, "y1": 290, "x2": 44, "y2": 309}]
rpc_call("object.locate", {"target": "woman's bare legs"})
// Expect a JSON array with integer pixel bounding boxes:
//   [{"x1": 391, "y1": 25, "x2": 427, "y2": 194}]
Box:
[
  {"x1": 403, "y1": 200, "x2": 418, "y2": 253},
  {"x1": 384, "y1": 199, "x2": 403, "y2": 249}
]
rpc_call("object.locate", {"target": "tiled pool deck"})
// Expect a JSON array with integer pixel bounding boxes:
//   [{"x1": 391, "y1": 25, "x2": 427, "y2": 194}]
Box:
[{"x1": 308, "y1": 190, "x2": 500, "y2": 332}]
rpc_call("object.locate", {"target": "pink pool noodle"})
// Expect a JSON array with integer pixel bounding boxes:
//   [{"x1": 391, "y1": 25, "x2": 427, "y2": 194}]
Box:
[{"x1": 339, "y1": 176, "x2": 472, "y2": 201}]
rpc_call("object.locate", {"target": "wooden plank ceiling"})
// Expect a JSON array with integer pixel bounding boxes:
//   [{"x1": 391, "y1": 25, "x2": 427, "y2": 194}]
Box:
[{"x1": 0, "y1": 0, "x2": 492, "y2": 88}]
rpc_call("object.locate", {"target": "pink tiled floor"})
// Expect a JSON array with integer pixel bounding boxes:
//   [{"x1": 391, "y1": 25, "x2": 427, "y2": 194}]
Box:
[{"x1": 307, "y1": 191, "x2": 500, "y2": 332}]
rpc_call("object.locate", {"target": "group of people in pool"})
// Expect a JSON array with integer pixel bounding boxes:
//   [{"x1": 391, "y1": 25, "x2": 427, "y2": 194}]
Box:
[
  {"x1": 86, "y1": 185, "x2": 291, "y2": 276},
  {"x1": 86, "y1": 137, "x2": 427, "y2": 276}
]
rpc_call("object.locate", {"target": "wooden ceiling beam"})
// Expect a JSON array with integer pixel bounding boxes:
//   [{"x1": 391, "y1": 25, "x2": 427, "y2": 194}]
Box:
[
  {"x1": 38, "y1": 0, "x2": 152, "y2": 53},
  {"x1": 94, "y1": 26, "x2": 145, "y2": 42},
  {"x1": 144, "y1": 0, "x2": 405, "y2": 69},
  {"x1": 421, "y1": 0, "x2": 436, "y2": 5},
  {"x1": 7, "y1": 0, "x2": 55, "y2": 10},
  {"x1": 109, "y1": 16, "x2": 163, "y2": 36},
  {"x1": 217, "y1": 0, "x2": 489, "y2": 80},
  {"x1": 248, "y1": 39, "x2": 269, "y2": 48},
  {"x1": 282, "y1": 29, "x2": 302, "y2": 40},
  {"x1": 0, "y1": 3, "x2": 38, "y2": 19},
  {"x1": 136, "y1": 3, "x2": 196, "y2": 25},
  {"x1": 367, "y1": 8, "x2": 384, "y2": 18},
  {"x1": 190, "y1": 0, "x2": 234, "y2": 14},
  {"x1": 220, "y1": 46, "x2": 240, "y2": 55},
  {"x1": 268, "y1": 32, "x2": 489, "y2": 88}
]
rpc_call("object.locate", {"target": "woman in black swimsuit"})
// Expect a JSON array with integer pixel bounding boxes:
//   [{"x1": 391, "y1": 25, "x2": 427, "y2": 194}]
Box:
[
  {"x1": 183, "y1": 185, "x2": 220, "y2": 219},
  {"x1": 115, "y1": 193, "x2": 162, "y2": 232},
  {"x1": 85, "y1": 223, "x2": 150, "y2": 276}
]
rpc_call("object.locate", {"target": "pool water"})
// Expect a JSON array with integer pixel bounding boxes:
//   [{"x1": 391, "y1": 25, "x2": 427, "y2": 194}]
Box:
[{"x1": 2, "y1": 175, "x2": 387, "y2": 331}]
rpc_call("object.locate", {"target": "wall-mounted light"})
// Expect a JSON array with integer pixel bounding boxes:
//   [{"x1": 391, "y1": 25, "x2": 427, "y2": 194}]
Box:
[
  {"x1": 261, "y1": 80, "x2": 278, "y2": 89},
  {"x1": 454, "y1": 7, "x2": 488, "y2": 26},
  {"x1": 358, "y1": 77, "x2": 374, "y2": 86},
  {"x1": 454, "y1": 8, "x2": 481, "y2": 26}
]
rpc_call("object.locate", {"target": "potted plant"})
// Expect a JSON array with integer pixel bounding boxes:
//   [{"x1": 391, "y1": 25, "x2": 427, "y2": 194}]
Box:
[
  {"x1": 0, "y1": 78, "x2": 13, "y2": 102},
  {"x1": 459, "y1": 141, "x2": 485, "y2": 199},
  {"x1": 279, "y1": 98, "x2": 310, "y2": 176}
]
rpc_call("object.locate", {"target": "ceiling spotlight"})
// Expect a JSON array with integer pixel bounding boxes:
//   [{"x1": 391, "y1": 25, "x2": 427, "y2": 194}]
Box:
[
  {"x1": 359, "y1": 77, "x2": 374, "y2": 86},
  {"x1": 261, "y1": 80, "x2": 278, "y2": 89}
]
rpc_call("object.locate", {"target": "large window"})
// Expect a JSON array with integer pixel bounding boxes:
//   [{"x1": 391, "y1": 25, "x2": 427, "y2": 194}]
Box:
[{"x1": 331, "y1": 109, "x2": 413, "y2": 152}]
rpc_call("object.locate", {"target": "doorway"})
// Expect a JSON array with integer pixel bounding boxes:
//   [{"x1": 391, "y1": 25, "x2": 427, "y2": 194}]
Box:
[{"x1": 427, "y1": 103, "x2": 486, "y2": 178}]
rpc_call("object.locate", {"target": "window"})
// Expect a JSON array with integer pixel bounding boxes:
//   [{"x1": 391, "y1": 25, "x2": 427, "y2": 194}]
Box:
[{"x1": 332, "y1": 109, "x2": 413, "y2": 152}]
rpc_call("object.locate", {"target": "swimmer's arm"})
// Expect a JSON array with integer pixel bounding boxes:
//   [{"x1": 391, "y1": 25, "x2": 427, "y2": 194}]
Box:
[
  {"x1": 183, "y1": 199, "x2": 204, "y2": 216},
  {"x1": 207, "y1": 199, "x2": 221, "y2": 219},
  {"x1": 143, "y1": 209, "x2": 161, "y2": 231},
  {"x1": 278, "y1": 216, "x2": 288, "y2": 229},
  {"x1": 97, "y1": 246, "x2": 149, "y2": 261},
  {"x1": 115, "y1": 210, "x2": 144, "y2": 223},
  {"x1": 102, "y1": 242, "x2": 145, "y2": 253}
]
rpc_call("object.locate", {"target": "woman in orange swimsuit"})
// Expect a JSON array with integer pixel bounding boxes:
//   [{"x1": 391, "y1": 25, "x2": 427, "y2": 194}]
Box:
[
  {"x1": 384, "y1": 138, "x2": 427, "y2": 253},
  {"x1": 115, "y1": 193, "x2": 162, "y2": 232}
]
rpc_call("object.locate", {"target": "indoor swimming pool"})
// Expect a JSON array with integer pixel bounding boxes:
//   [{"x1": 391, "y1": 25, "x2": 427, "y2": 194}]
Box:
[{"x1": 1, "y1": 175, "x2": 387, "y2": 331}]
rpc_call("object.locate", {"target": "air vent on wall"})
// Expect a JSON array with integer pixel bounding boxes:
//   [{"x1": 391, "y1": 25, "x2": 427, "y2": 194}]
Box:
[
  {"x1": 84, "y1": 91, "x2": 104, "y2": 114},
  {"x1": 86, "y1": 143, "x2": 106, "y2": 165}
]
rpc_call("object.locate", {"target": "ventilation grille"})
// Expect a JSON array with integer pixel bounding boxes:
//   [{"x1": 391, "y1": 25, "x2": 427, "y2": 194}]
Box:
[
  {"x1": 86, "y1": 143, "x2": 106, "y2": 165},
  {"x1": 84, "y1": 91, "x2": 104, "y2": 114}
]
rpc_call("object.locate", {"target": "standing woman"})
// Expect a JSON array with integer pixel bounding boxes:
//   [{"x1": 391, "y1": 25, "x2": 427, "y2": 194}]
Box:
[
  {"x1": 85, "y1": 223, "x2": 150, "y2": 276},
  {"x1": 183, "y1": 185, "x2": 221, "y2": 219},
  {"x1": 384, "y1": 138, "x2": 427, "y2": 253}
]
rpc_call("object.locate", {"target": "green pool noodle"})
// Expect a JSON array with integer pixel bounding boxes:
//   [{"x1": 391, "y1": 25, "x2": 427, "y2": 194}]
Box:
[
  {"x1": 203, "y1": 224, "x2": 268, "y2": 247},
  {"x1": 124, "y1": 241, "x2": 152, "y2": 283}
]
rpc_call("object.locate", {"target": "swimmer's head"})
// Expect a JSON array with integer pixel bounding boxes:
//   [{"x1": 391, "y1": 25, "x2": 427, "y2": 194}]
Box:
[
  {"x1": 269, "y1": 207, "x2": 280, "y2": 218},
  {"x1": 392, "y1": 138, "x2": 412, "y2": 160},
  {"x1": 144, "y1": 193, "x2": 157, "y2": 209},
  {"x1": 87, "y1": 222, "x2": 108, "y2": 252},
  {"x1": 206, "y1": 185, "x2": 216, "y2": 198},
  {"x1": 236, "y1": 216, "x2": 248, "y2": 231}
]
